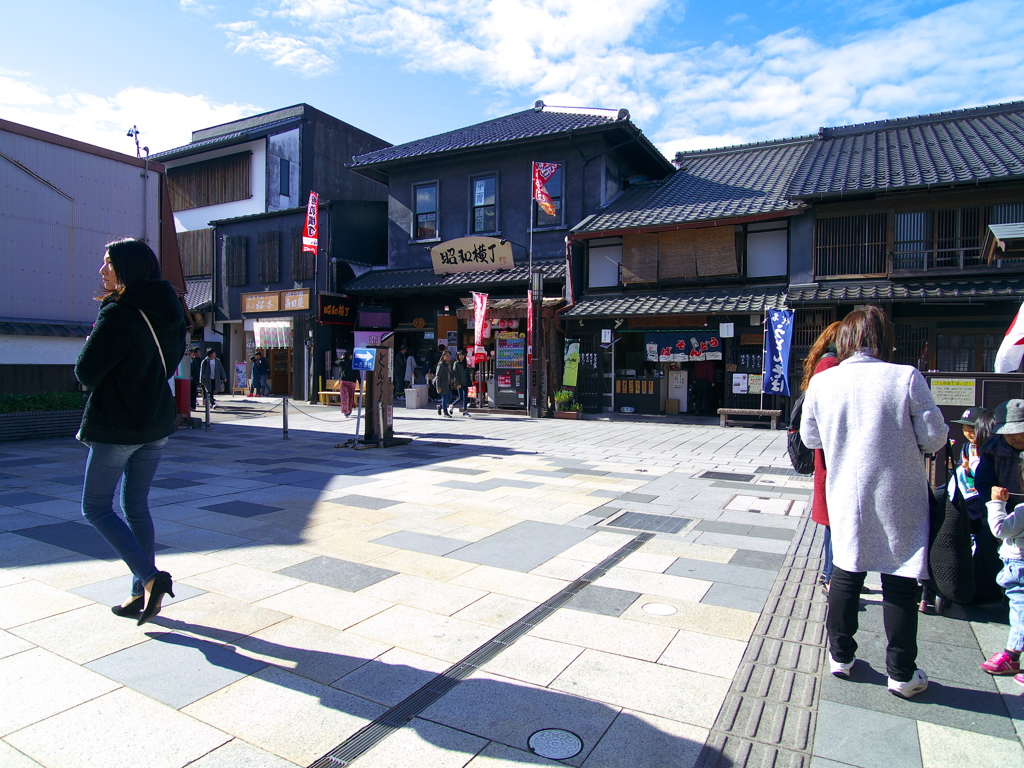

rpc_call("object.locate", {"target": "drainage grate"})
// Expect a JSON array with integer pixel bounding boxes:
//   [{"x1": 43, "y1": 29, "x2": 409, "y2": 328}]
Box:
[
  {"x1": 605, "y1": 512, "x2": 691, "y2": 534},
  {"x1": 700, "y1": 471, "x2": 756, "y2": 482},
  {"x1": 307, "y1": 532, "x2": 654, "y2": 768},
  {"x1": 755, "y1": 466, "x2": 803, "y2": 477}
]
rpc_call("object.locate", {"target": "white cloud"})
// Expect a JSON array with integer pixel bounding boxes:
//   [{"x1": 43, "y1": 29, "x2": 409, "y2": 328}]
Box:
[
  {"x1": 180, "y1": 0, "x2": 216, "y2": 15},
  {"x1": 726, "y1": 13, "x2": 748, "y2": 24},
  {"x1": 218, "y1": 21, "x2": 336, "y2": 77},
  {"x1": 0, "y1": 74, "x2": 262, "y2": 155}
]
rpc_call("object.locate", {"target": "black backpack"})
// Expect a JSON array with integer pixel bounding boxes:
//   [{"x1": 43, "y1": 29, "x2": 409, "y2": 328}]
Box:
[{"x1": 787, "y1": 394, "x2": 815, "y2": 475}]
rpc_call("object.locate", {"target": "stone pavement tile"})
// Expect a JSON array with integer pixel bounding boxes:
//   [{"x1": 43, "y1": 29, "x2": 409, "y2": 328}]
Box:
[
  {"x1": 658, "y1": 629, "x2": 747, "y2": 679},
  {"x1": 0, "y1": 492, "x2": 57, "y2": 506},
  {"x1": 422, "y1": 670, "x2": 618, "y2": 767},
  {"x1": 0, "y1": 567, "x2": 27, "y2": 588},
  {"x1": 667, "y1": 558, "x2": 776, "y2": 588},
  {"x1": 853, "y1": 629, "x2": 992, "y2": 689},
  {"x1": 371, "y1": 530, "x2": 468, "y2": 556},
  {"x1": 619, "y1": 551, "x2": 676, "y2": 573},
  {"x1": 11, "y1": 603, "x2": 162, "y2": 664},
  {"x1": 13, "y1": 520, "x2": 165, "y2": 560},
  {"x1": 358, "y1": 573, "x2": 487, "y2": 616},
  {"x1": 563, "y1": 585, "x2": 641, "y2": 618},
  {"x1": 605, "y1": 511, "x2": 691, "y2": 535},
  {"x1": 348, "y1": 604, "x2": 497, "y2": 663},
  {"x1": 619, "y1": 596, "x2": 758, "y2": 642},
  {"x1": 70, "y1": 575, "x2": 205, "y2": 611},
  {"x1": 447, "y1": 521, "x2": 595, "y2": 573},
  {"x1": 452, "y1": 593, "x2": 536, "y2": 629},
  {"x1": 462, "y1": 741, "x2": 562, "y2": 767},
  {"x1": 353, "y1": 716, "x2": 488, "y2": 768},
  {"x1": 550, "y1": 649, "x2": 730, "y2": 729},
  {"x1": 592, "y1": 567, "x2": 712, "y2": 604},
  {"x1": 693, "y1": 531, "x2": 791, "y2": 554},
  {"x1": 0, "y1": 509, "x2": 65, "y2": 531},
  {"x1": 700, "y1": 581, "x2": 771, "y2": 613},
  {"x1": 333, "y1": 646, "x2": 450, "y2": 706},
  {"x1": 6, "y1": 687, "x2": 230, "y2": 768},
  {"x1": 181, "y1": 563, "x2": 307, "y2": 603},
  {"x1": 368, "y1": 549, "x2": 478, "y2": 582},
  {"x1": 0, "y1": 532, "x2": 82, "y2": 568},
  {"x1": 13, "y1": 554, "x2": 127, "y2": 590},
  {"x1": 182, "y1": 665, "x2": 384, "y2": 766},
  {"x1": 729, "y1": 549, "x2": 786, "y2": 570},
  {"x1": 0, "y1": 628, "x2": 33, "y2": 659},
  {"x1": 276, "y1": 555, "x2": 398, "y2": 591},
  {"x1": 255, "y1": 583, "x2": 391, "y2": 632},
  {"x1": 450, "y1": 565, "x2": 566, "y2": 603},
  {"x1": 85, "y1": 632, "x2": 266, "y2": 708},
  {"x1": 234, "y1": 617, "x2": 388, "y2": 685},
  {"x1": 148, "y1": 592, "x2": 289, "y2": 644},
  {"x1": 530, "y1": 556, "x2": 595, "y2": 581},
  {"x1": 642, "y1": 537, "x2": 737, "y2": 563},
  {"x1": 0, "y1": 580, "x2": 92, "y2": 629},
  {"x1": 0, "y1": 742, "x2": 44, "y2": 768},
  {"x1": 581, "y1": 709, "x2": 708, "y2": 768},
  {"x1": 917, "y1": 721, "x2": 1024, "y2": 768},
  {"x1": 303, "y1": 536, "x2": 400, "y2": 564},
  {"x1": 158, "y1": 526, "x2": 253, "y2": 553},
  {"x1": 810, "y1": 760, "x2": 860, "y2": 768},
  {"x1": 858, "y1": 601, "x2": 980, "y2": 649},
  {"x1": 717, "y1": 508, "x2": 800, "y2": 528},
  {"x1": 814, "y1": 700, "x2": 921, "y2": 768},
  {"x1": 559, "y1": 531, "x2": 643, "y2": 564},
  {"x1": 180, "y1": 512, "x2": 277, "y2": 534},
  {"x1": 532, "y1": 609, "x2": 675, "y2": 662},
  {"x1": 480, "y1": 635, "x2": 584, "y2": 687},
  {"x1": 204, "y1": 543, "x2": 317, "y2": 572},
  {"x1": 0, "y1": 647, "x2": 120, "y2": 736},
  {"x1": 184, "y1": 739, "x2": 300, "y2": 768}
]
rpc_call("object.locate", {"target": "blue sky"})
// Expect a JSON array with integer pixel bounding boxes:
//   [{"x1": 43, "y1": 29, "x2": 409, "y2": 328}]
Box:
[{"x1": 2, "y1": 0, "x2": 1023, "y2": 160}]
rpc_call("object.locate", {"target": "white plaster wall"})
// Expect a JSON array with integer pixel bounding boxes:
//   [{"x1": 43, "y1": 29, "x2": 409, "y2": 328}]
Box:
[{"x1": 167, "y1": 139, "x2": 267, "y2": 232}]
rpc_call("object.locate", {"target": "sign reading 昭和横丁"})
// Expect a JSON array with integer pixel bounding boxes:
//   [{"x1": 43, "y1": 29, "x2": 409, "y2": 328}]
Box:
[{"x1": 430, "y1": 237, "x2": 514, "y2": 275}]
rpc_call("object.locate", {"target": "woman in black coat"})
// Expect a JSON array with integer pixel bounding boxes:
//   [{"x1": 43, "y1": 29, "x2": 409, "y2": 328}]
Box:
[{"x1": 75, "y1": 238, "x2": 186, "y2": 625}]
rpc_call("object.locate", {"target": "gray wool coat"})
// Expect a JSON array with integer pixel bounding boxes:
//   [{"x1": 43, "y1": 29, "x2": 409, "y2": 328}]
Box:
[{"x1": 801, "y1": 352, "x2": 948, "y2": 579}]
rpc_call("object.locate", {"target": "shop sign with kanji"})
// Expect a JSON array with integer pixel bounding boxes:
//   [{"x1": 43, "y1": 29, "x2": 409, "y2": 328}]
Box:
[{"x1": 430, "y1": 237, "x2": 514, "y2": 275}]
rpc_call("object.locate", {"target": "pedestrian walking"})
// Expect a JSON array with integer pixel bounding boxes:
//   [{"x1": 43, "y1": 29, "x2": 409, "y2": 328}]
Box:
[
  {"x1": 984, "y1": 461, "x2": 1024, "y2": 681},
  {"x1": 75, "y1": 238, "x2": 185, "y2": 625},
  {"x1": 802, "y1": 306, "x2": 947, "y2": 699},
  {"x1": 452, "y1": 349, "x2": 472, "y2": 416},
  {"x1": 404, "y1": 347, "x2": 418, "y2": 391},
  {"x1": 433, "y1": 350, "x2": 453, "y2": 417},
  {"x1": 189, "y1": 348, "x2": 201, "y2": 411},
  {"x1": 253, "y1": 350, "x2": 271, "y2": 396},
  {"x1": 199, "y1": 348, "x2": 227, "y2": 408},
  {"x1": 338, "y1": 350, "x2": 359, "y2": 417}
]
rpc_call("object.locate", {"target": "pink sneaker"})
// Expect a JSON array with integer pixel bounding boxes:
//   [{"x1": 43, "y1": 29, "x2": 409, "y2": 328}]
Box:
[
  {"x1": 981, "y1": 651, "x2": 1020, "y2": 675},
  {"x1": 1015, "y1": 673, "x2": 1024, "y2": 687}
]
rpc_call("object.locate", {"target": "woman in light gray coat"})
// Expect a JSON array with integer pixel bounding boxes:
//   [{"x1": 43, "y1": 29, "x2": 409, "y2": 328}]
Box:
[{"x1": 802, "y1": 306, "x2": 947, "y2": 699}]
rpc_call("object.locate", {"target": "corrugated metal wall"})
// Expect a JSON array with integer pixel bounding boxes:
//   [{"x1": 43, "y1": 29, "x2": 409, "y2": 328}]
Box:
[{"x1": 0, "y1": 127, "x2": 162, "y2": 325}]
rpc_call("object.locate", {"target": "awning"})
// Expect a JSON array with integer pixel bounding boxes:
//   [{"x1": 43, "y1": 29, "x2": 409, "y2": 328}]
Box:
[
  {"x1": 787, "y1": 279, "x2": 1024, "y2": 303},
  {"x1": 342, "y1": 260, "x2": 565, "y2": 294},
  {"x1": 185, "y1": 278, "x2": 213, "y2": 311},
  {"x1": 562, "y1": 285, "x2": 788, "y2": 318},
  {"x1": 456, "y1": 297, "x2": 564, "y2": 320},
  {"x1": 0, "y1": 321, "x2": 91, "y2": 337},
  {"x1": 983, "y1": 223, "x2": 1024, "y2": 263}
]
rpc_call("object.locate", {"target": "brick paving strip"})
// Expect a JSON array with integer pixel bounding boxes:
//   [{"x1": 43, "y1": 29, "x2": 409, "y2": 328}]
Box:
[{"x1": 695, "y1": 511, "x2": 825, "y2": 768}]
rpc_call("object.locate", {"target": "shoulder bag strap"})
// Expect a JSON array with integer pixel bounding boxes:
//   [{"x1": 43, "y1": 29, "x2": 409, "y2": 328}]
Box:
[{"x1": 137, "y1": 308, "x2": 168, "y2": 378}]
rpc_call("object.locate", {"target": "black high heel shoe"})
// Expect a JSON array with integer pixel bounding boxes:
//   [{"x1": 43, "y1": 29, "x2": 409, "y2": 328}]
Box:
[
  {"x1": 137, "y1": 572, "x2": 174, "y2": 626},
  {"x1": 111, "y1": 595, "x2": 144, "y2": 618}
]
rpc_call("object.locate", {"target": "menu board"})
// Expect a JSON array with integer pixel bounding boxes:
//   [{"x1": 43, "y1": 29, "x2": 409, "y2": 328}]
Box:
[{"x1": 495, "y1": 331, "x2": 526, "y2": 408}]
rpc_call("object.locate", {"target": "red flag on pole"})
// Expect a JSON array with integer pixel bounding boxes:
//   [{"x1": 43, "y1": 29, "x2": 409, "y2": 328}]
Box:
[
  {"x1": 995, "y1": 301, "x2": 1024, "y2": 372},
  {"x1": 302, "y1": 191, "x2": 319, "y2": 255},
  {"x1": 532, "y1": 162, "x2": 559, "y2": 217},
  {"x1": 472, "y1": 291, "x2": 488, "y2": 363}
]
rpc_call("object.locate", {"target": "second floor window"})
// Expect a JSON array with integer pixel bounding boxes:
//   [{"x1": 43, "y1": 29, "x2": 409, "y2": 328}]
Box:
[
  {"x1": 280, "y1": 158, "x2": 290, "y2": 197},
  {"x1": 815, "y1": 213, "x2": 887, "y2": 278},
  {"x1": 471, "y1": 175, "x2": 496, "y2": 233},
  {"x1": 414, "y1": 182, "x2": 438, "y2": 240},
  {"x1": 533, "y1": 165, "x2": 562, "y2": 227}
]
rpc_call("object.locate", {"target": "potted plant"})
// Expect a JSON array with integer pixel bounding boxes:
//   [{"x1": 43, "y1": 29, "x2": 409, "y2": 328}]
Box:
[{"x1": 553, "y1": 390, "x2": 574, "y2": 411}]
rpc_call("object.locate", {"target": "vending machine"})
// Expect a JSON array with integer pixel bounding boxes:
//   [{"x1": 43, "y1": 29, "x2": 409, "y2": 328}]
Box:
[{"x1": 495, "y1": 330, "x2": 526, "y2": 408}]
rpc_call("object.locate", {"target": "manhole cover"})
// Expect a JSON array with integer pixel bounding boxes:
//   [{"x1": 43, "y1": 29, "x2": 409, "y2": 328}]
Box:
[
  {"x1": 529, "y1": 729, "x2": 583, "y2": 759},
  {"x1": 642, "y1": 602, "x2": 677, "y2": 616}
]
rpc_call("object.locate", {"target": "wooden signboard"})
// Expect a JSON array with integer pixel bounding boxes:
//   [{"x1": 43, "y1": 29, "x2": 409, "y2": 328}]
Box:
[{"x1": 430, "y1": 237, "x2": 514, "y2": 275}]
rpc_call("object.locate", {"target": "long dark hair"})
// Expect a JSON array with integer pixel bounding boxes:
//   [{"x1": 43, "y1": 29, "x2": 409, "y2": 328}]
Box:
[
  {"x1": 97, "y1": 238, "x2": 161, "y2": 301},
  {"x1": 975, "y1": 410, "x2": 995, "y2": 449},
  {"x1": 836, "y1": 305, "x2": 895, "y2": 362}
]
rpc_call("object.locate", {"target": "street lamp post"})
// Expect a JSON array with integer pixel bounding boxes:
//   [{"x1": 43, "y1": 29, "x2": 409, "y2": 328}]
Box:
[{"x1": 530, "y1": 267, "x2": 544, "y2": 418}]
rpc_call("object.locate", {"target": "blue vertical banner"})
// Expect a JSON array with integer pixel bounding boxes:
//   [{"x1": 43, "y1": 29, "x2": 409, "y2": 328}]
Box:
[{"x1": 763, "y1": 309, "x2": 794, "y2": 396}]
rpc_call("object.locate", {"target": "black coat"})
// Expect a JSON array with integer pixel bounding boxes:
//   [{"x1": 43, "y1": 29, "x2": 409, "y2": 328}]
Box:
[
  {"x1": 75, "y1": 279, "x2": 186, "y2": 444},
  {"x1": 974, "y1": 434, "x2": 1023, "y2": 502}
]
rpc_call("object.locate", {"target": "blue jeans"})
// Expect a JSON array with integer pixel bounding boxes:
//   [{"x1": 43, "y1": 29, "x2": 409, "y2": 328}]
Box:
[
  {"x1": 440, "y1": 391, "x2": 452, "y2": 415},
  {"x1": 82, "y1": 438, "x2": 167, "y2": 596},
  {"x1": 997, "y1": 559, "x2": 1024, "y2": 650},
  {"x1": 821, "y1": 525, "x2": 834, "y2": 582},
  {"x1": 452, "y1": 386, "x2": 468, "y2": 412}
]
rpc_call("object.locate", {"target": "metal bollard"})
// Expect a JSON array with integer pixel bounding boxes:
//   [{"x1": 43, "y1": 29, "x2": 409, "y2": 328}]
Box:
[
  {"x1": 282, "y1": 396, "x2": 289, "y2": 440},
  {"x1": 204, "y1": 391, "x2": 211, "y2": 431}
]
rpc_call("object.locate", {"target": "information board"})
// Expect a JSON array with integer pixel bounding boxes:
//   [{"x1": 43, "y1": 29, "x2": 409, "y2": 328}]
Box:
[{"x1": 352, "y1": 348, "x2": 376, "y2": 371}]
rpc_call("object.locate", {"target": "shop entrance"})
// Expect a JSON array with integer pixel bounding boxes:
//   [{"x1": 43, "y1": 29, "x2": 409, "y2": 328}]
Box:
[
  {"x1": 268, "y1": 348, "x2": 291, "y2": 395},
  {"x1": 669, "y1": 370, "x2": 688, "y2": 413}
]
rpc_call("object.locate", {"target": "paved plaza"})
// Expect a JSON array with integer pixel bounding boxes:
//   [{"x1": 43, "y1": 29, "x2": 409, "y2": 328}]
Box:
[{"x1": 1, "y1": 401, "x2": 1023, "y2": 768}]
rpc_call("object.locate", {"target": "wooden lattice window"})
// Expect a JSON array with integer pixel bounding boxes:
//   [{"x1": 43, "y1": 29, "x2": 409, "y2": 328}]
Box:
[
  {"x1": 167, "y1": 152, "x2": 251, "y2": 211},
  {"x1": 621, "y1": 233, "x2": 658, "y2": 283},
  {"x1": 177, "y1": 228, "x2": 214, "y2": 277},
  {"x1": 815, "y1": 213, "x2": 887, "y2": 278},
  {"x1": 291, "y1": 227, "x2": 314, "y2": 280},
  {"x1": 224, "y1": 235, "x2": 247, "y2": 286},
  {"x1": 257, "y1": 231, "x2": 280, "y2": 284},
  {"x1": 894, "y1": 323, "x2": 929, "y2": 369}
]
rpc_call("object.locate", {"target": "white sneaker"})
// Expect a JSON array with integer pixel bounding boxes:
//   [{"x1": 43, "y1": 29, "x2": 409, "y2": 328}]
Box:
[
  {"x1": 888, "y1": 669, "x2": 928, "y2": 698},
  {"x1": 829, "y1": 656, "x2": 855, "y2": 677}
]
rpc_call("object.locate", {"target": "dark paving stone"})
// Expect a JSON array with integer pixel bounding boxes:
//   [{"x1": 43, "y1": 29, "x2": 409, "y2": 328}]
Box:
[
  {"x1": 695, "y1": 520, "x2": 794, "y2": 541},
  {"x1": 268, "y1": 470, "x2": 338, "y2": 485},
  {"x1": 13, "y1": 522, "x2": 169, "y2": 561},
  {"x1": 151, "y1": 478, "x2": 197, "y2": 490},
  {"x1": 71, "y1": 577, "x2": 205, "y2": 611},
  {"x1": 711, "y1": 480, "x2": 812, "y2": 498},
  {"x1": 701, "y1": 582, "x2": 770, "y2": 613},
  {"x1": 589, "y1": 504, "x2": 622, "y2": 520},
  {"x1": 235, "y1": 457, "x2": 292, "y2": 465},
  {"x1": 814, "y1": 700, "x2": 922, "y2": 768},
  {"x1": 588, "y1": 490, "x2": 623, "y2": 499},
  {"x1": 563, "y1": 468, "x2": 609, "y2": 477},
  {"x1": 517, "y1": 469, "x2": 573, "y2": 478},
  {"x1": 160, "y1": 472, "x2": 221, "y2": 481},
  {"x1": 701, "y1": 471, "x2": 756, "y2": 482},
  {"x1": 606, "y1": 512, "x2": 690, "y2": 534},
  {"x1": 160, "y1": 455, "x2": 208, "y2": 463},
  {"x1": 328, "y1": 494, "x2": 401, "y2": 510},
  {"x1": 617, "y1": 493, "x2": 658, "y2": 503},
  {"x1": 371, "y1": 531, "x2": 466, "y2": 556},
  {"x1": 277, "y1": 556, "x2": 398, "y2": 591},
  {"x1": 853, "y1": 629, "x2": 992, "y2": 689},
  {"x1": 729, "y1": 549, "x2": 787, "y2": 570},
  {"x1": 428, "y1": 466, "x2": 487, "y2": 476},
  {"x1": 0, "y1": 510, "x2": 64, "y2": 531},
  {"x1": 0, "y1": 458, "x2": 49, "y2": 469},
  {"x1": 48, "y1": 475, "x2": 90, "y2": 485},
  {"x1": 0, "y1": 492, "x2": 58, "y2": 506},
  {"x1": 755, "y1": 466, "x2": 802, "y2": 477},
  {"x1": 666, "y1": 558, "x2": 775, "y2": 588},
  {"x1": 199, "y1": 500, "x2": 283, "y2": 518},
  {"x1": 857, "y1": 600, "x2": 980, "y2": 648},
  {"x1": 447, "y1": 521, "x2": 594, "y2": 573},
  {"x1": 85, "y1": 633, "x2": 266, "y2": 709},
  {"x1": 564, "y1": 585, "x2": 641, "y2": 617}
]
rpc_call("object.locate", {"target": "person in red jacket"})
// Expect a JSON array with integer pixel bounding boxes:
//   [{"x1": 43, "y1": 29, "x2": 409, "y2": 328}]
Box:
[{"x1": 801, "y1": 322, "x2": 841, "y2": 591}]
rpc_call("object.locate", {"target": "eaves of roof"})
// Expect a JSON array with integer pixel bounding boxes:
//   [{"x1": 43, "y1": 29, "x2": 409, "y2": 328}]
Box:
[
  {"x1": 342, "y1": 261, "x2": 566, "y2": 294},
  {"x1": 787, "y1": 278, "x2": 1024, "y2": 303},
  {"x1": 151, "y1": 116, "x2": 301, "y2": 161},
  {"x1": 563, "y1": 285, "x2": 789, "y2": 318},
  {"x1": 0, "y1": 321, "x2": 91, "y2": 337},
  {"x1": 185, "y1": 278, "x2": 213, "y2": 311}
]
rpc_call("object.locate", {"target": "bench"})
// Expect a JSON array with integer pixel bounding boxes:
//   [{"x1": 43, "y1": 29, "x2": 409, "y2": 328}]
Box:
[
  {"x1": 318, "y1": 380, "x2": 364, "y2": 406},
  {"x1": 717, "y1": 408, "x2": 782, "y2": 430}
]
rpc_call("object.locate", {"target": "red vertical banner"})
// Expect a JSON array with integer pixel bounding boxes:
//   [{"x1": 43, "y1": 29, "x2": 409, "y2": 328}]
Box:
[
  {"x1": 472, "y1": 291, "x2": 488, "y2": 363},
  {"x1": 302, "y1": 191, "x2": 319, "y2": 255},
  {"x1": 532, "y1": 162, "x2": 559, "y2": 216},
  {"x1": 527, "y1": 289, "x2": 534, "y2": 366}
]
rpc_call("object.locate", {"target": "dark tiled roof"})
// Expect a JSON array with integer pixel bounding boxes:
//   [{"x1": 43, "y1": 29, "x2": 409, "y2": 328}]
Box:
[
  {"x1": 351, "y1": 105, "x2": 630, "y2": 167},
  {"x1": 789, "y1": 101, "x2": 1024, "y2": 198},
  {"x1": 0, "y1": 321, "x2": 90, "y2": 337},
  {"x1": 563, "y1": 285, "x2": 789, "y2": 317},
  {"x1": 152, "y1": 116, "x2": 301, "y2": 161},
  {"x1": 185, "y1": 278, "x2": 213, "y2": 310},
  {"x1": 342, "y1": 261, "x2": 565, "y2": 294},
  {"x1": 787, "y1": 279, "x2": 1024, "y2": 302},
  {"x1": 574, "y1": 139, "x2": 812, "y2": 233}
]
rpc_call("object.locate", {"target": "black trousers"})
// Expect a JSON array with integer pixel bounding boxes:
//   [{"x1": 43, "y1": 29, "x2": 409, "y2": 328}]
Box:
[{"x1": 826, "y1": 566, "x2": 921, "y2": 682}]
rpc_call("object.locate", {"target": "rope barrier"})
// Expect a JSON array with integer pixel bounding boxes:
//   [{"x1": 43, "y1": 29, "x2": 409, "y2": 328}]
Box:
[{"x1": 287, "y1": 400, "x2": 355, "y2": 423}]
